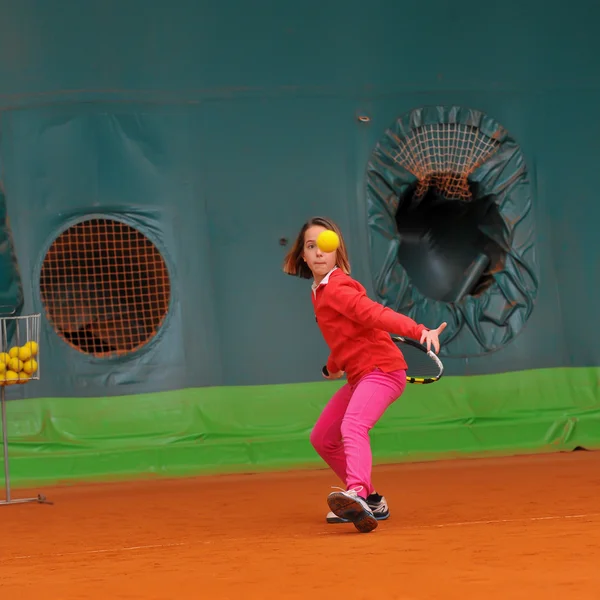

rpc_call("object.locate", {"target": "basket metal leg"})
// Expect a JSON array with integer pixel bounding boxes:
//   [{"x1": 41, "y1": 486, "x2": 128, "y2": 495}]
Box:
[{"x1": 0, "y1": 386, "x2": 52, "y2": 506}]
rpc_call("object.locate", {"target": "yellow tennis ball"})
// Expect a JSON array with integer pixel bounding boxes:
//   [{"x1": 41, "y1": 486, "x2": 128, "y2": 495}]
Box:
[
  {"x1": 316, "y1": 230, "x2": 340, "y2": 253},
  {"x1": 24, "y1": 341, "x2": 38, "y2": 357},
  {"x1": 4, "y1": 370, "x2": 18, "y2": 385},
  {"x1": 8, "y1": 347, "x2": 19, "y2": 359},
  {"x1": 8, "y1": 358, "x2": 23, "y2": 372},
  {"x1": 17, "y1": 371, "x2": 30, "y2": 384},
  {"x1": 18, "y1": 345, "x2": 32, "y2": 362},
  {"x1": 0, "y1": 353, "x2": 9, "y2": 364},
  {"x1": 22, "y1": 359, "x2": 38, "y2": 375}
]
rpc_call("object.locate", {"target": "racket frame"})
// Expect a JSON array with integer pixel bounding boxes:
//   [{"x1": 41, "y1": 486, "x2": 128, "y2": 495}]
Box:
[{"x1": 390, "y1": 335, "x2": 444, "y2": 384}]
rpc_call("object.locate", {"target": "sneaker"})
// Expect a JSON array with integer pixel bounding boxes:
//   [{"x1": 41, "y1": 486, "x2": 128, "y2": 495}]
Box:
[
  {"x1": 326, "y1": 493, "x2": 389, "y2": 524},
  {"x1": 326, "y1": 487, "x2": 378, "y2": 533}
]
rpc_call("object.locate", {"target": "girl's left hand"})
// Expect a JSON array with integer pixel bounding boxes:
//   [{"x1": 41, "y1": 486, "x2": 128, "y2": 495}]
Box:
[
  {"x1": 324, "y1": 369, "x2": 345, "y2": 380},
  {"x1": 420, "y1": 322, "x2": 447, "y2": 354}
]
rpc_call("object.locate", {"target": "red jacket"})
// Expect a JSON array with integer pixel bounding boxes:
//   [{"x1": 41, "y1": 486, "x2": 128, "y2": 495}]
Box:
[{"x1": 312, "y1": 269, "x2": 428, "y2": 386}]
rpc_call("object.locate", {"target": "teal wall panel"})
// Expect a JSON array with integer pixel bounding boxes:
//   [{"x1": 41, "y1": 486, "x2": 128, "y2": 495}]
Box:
[{"x1": 0, "y1": 0, "x2": 597, "y2": 397}]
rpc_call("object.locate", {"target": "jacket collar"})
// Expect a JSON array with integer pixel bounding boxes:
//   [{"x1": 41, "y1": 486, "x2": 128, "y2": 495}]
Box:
[{"x1": 311, "y1": 266, "x2": 338, "y2": 295}]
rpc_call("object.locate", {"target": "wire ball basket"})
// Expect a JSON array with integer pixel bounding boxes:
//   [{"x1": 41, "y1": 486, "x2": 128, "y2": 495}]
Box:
[
  {"x1": 0, "y1": 314, "x2": 40, "y2": 386},
  {"x1": 0, "y1": 313, "x2": 50, "y2": 506}
]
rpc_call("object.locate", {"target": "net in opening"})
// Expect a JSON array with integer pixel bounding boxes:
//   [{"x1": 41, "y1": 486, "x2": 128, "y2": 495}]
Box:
[
  {"x1": 40, "y1": 218, "x2": 171, "y2": 357},
  {"x1": 391, "y1": 123, "x2": 501, "y2": 201}
]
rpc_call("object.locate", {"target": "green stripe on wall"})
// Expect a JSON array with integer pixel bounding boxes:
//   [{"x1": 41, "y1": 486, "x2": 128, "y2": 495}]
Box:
[{"x1": 2, "y1": 367, "x2": 599, "y2": 488}]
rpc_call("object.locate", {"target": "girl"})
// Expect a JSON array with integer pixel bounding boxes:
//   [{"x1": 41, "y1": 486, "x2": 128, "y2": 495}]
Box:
[{"x1": 283, "y1": 216, "x2": 446, "y2": 533}]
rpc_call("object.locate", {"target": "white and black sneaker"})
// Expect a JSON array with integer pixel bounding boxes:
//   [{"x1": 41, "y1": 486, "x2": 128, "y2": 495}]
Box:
[
  {"x1": 326, "y1": 492, "x2": 389, "y2": 524},
  {"x1": 326, "y1": 487, "x2": 379, "y2": 533}
]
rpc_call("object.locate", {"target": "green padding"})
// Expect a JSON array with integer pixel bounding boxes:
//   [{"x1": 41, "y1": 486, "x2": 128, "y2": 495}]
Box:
[{"x1": 2, "y1": 367, "x2": 599, "y2": 487}]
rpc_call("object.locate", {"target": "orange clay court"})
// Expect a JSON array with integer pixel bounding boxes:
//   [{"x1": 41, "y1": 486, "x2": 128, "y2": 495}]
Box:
[{"x1": 1, "y1": 451, "x2": 599, "y2": 599}]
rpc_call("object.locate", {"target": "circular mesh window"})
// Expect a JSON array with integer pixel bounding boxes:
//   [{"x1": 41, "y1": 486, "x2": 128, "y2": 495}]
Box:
[{"x1": 40, "y1": 218, "x2": 171, "y2": 357}]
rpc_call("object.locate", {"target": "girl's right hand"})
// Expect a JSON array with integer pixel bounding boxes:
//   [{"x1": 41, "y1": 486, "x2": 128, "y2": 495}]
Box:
[{"x1": 420, "y1": 322, "x2": 447, "y2": 354}]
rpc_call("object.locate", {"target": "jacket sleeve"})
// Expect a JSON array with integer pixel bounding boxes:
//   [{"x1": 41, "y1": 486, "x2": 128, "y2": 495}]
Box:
[
  {"x1": 327, "y1": 280, "x2": 428, "y2": 340},
  {"x1": 326, "y1": 354, "x2": 341, "y2": 375}
]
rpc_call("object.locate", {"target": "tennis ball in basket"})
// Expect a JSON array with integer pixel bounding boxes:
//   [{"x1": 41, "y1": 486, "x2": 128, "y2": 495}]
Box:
[
  {"x1": 8, "y1": 357, "x2": 23, "y2": 372},
  {"x1": 18, "y1": 345, "x2": 32, "y2": 362},
  {"x1": 16, "y1": 372, "x2": 30, "y2": 384},
  {"x1": 8, "y1": 346, "x2": 19, "y2": 359},
  {"x1": 22, "y1": 359, "x2": 38, "y2": 375},
  {"x1": 316, "y1": 230, "x2": 340, "y2": 253},
  {"x1": 4, "y1": 370, "x2": 18, "y2": 385},
  {"x1": 24, "y1": 341, "x2": 38, "y2": 357},
  {"x1": 0, "y1": 352, "x2": 9, "y2": 364}
]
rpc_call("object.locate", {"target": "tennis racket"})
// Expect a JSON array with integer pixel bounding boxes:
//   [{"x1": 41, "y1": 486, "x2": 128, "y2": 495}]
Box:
[{"x1": 322, "y1": 334, "x2": 444, "y2": 384}]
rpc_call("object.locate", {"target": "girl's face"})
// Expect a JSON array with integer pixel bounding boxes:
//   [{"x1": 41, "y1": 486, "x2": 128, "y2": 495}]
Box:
[{"x1": 302, "y1": 225, "x2": 338, "y2": 282}]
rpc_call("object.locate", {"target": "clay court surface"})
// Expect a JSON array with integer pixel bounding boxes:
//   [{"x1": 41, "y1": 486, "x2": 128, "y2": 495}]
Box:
[{"x1": 1, "y1": 452, "x2": 599, "y2": 599}]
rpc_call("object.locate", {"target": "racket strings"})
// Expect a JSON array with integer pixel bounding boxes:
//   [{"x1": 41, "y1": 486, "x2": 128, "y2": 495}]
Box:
[{"x1": 396, "y1": 342, "x2": 442, "y2": 380}]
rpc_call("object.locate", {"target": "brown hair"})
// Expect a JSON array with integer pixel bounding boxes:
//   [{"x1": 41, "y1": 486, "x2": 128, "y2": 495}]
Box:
[{"x1": 282, "y1": 216, "x2": 351, "y2": 280}]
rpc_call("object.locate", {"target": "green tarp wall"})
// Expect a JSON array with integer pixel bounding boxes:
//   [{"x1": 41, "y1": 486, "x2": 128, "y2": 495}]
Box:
[{"x1": 0, "y1": 0, "x2": 598, "y2": 486}]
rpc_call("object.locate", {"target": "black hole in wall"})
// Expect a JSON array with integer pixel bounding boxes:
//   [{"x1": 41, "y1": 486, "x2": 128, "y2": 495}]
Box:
[{"x1": 394, "y1": 180, "x2": 506, "y2": 303}]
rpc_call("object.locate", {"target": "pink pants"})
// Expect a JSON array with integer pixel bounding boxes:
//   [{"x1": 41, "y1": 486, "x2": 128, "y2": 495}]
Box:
[{"x1": 310, "y1": 368, "x2": 407, "y2": 499}]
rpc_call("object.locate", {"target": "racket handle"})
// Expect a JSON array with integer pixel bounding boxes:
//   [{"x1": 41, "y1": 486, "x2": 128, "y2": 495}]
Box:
[{"x1": 322, "y1": 365, "x2": 329, "y2": 377}]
